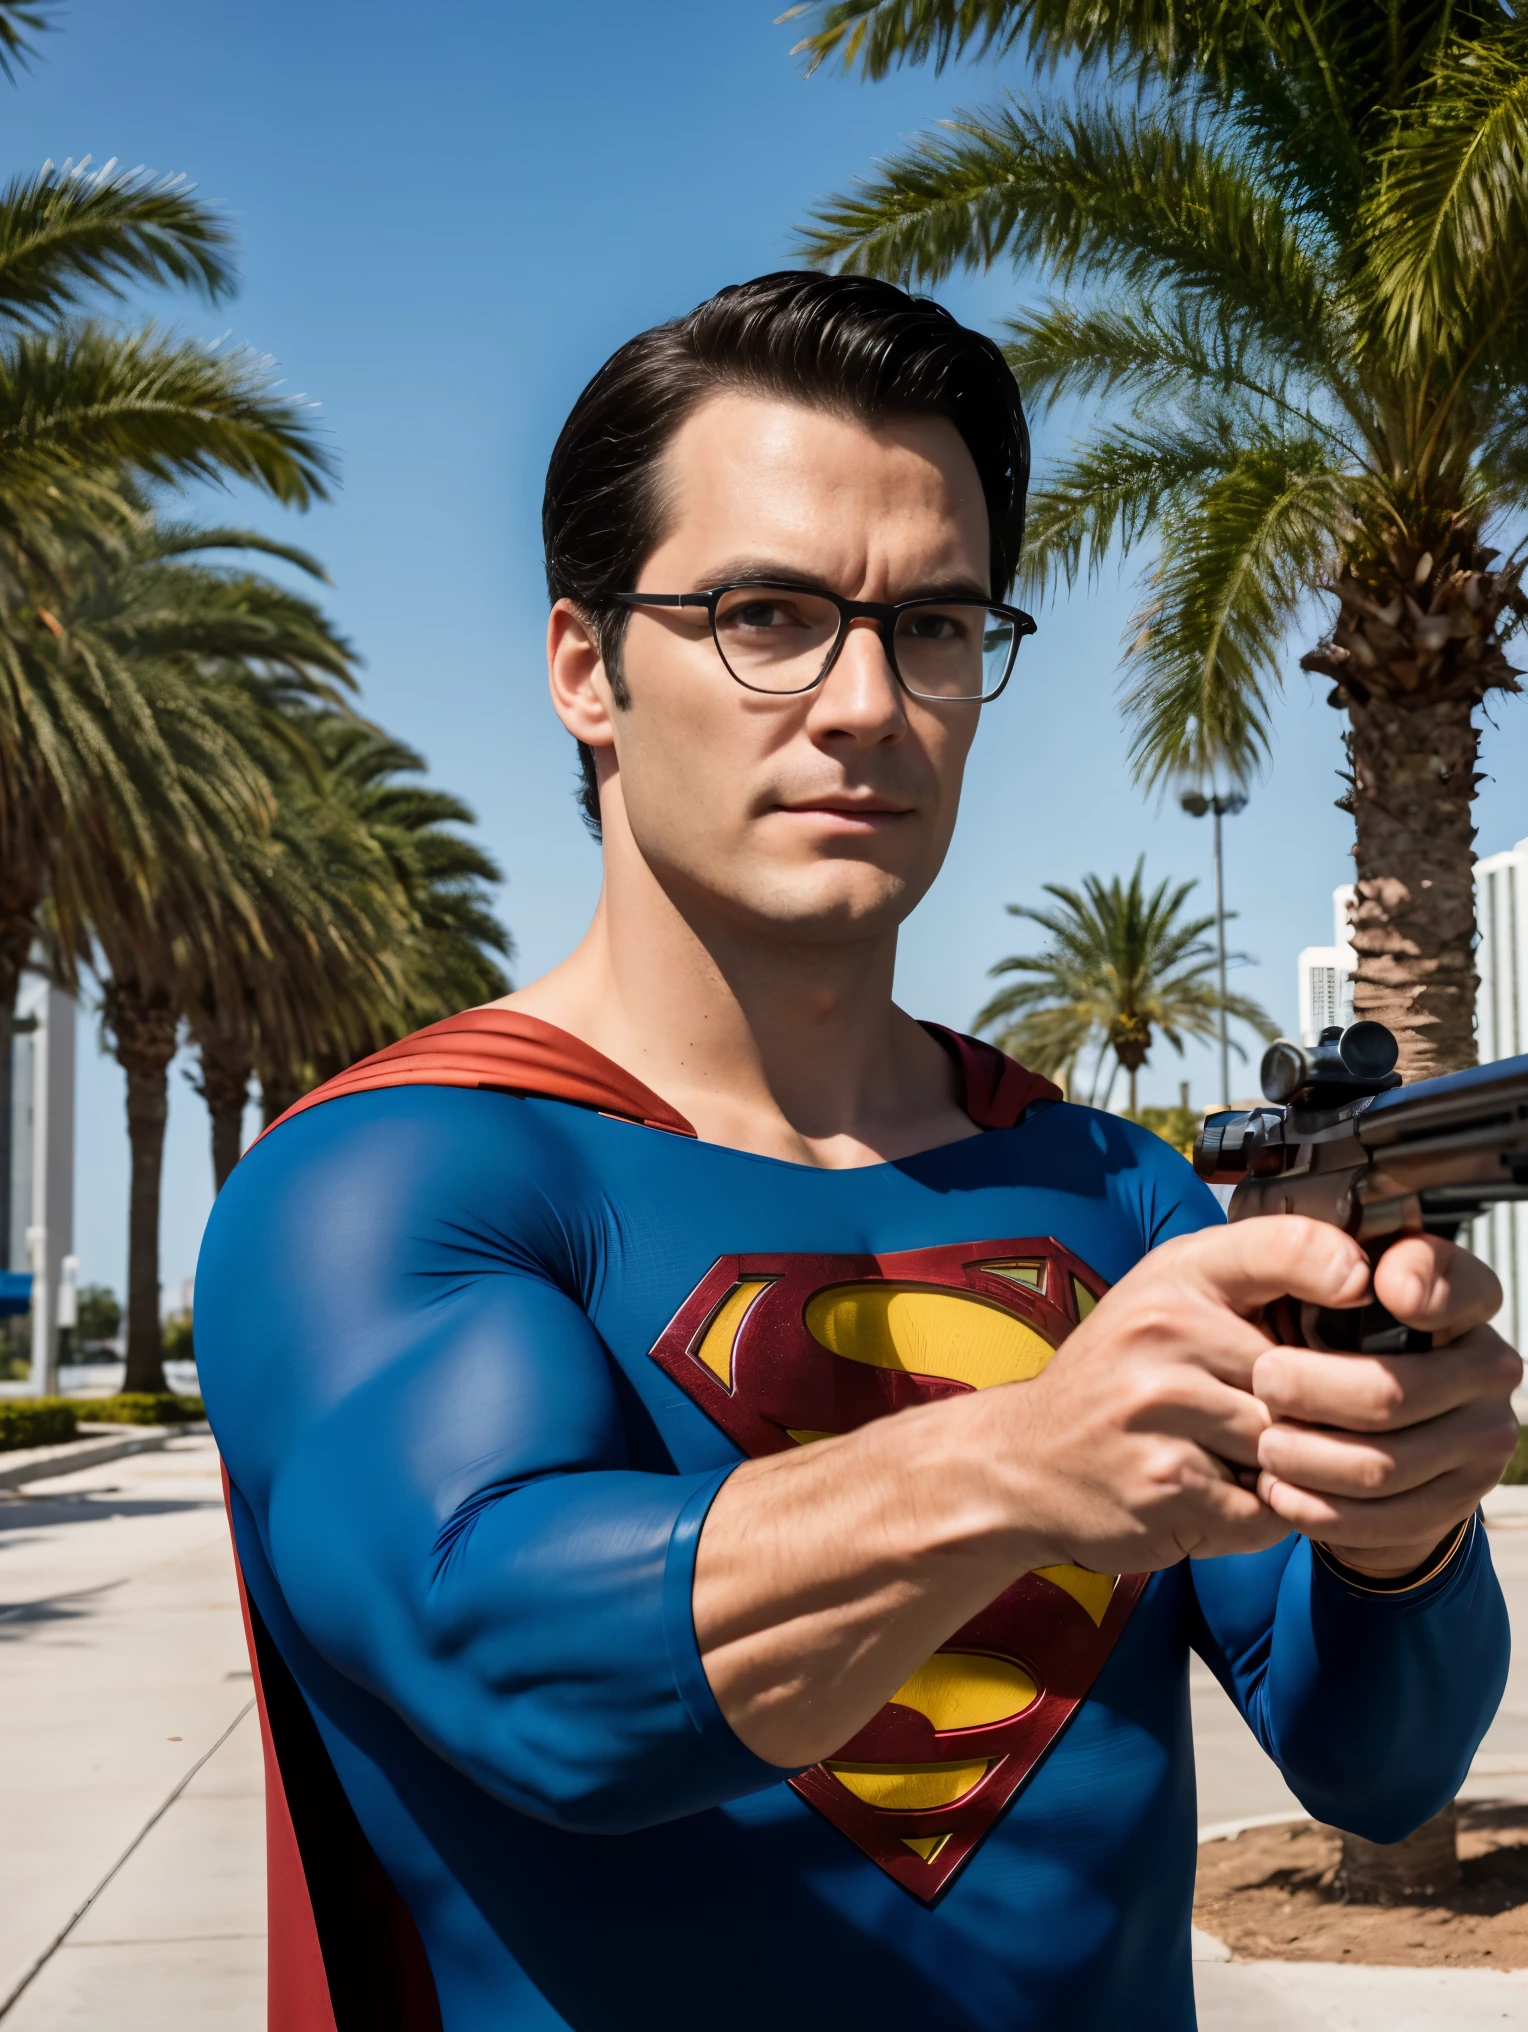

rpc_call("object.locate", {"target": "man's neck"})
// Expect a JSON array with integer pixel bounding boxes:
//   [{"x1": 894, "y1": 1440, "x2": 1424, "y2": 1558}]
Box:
[{"x1": 497, "y1": 855, "x2": 978, "y2": 1170}]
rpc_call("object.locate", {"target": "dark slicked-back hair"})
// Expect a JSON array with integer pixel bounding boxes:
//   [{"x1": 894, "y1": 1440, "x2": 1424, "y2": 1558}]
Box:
[{"x1": 542, "y1": 270, "x2": 1030, "y2": 834}]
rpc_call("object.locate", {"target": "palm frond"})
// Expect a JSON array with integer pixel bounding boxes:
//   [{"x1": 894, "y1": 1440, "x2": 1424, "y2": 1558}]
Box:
[
  {"x1": 0, "y1": 322, "x2": 335, "y2": 516},
  {"x1": 1364, "y1": 21, "x2": 1528, "y2": 366},
  {"x1": 1119, "y1": 435, "x2": 1348, "y2": 786},
  {"x1": 0, "y1": 518, "x2": 360, "y2": 954},
  {"x1": 147, "y1": 521, "x2": 331, "y2": 580},
  {"x1": 797, "y1": 96, "x2": 1340, "y2": 376},
  {"x1": 781, "y1": 0, "x2": 1272, "y2": 83},
  {"x1": 0, "y1": 1, "x2": 55, "y2": 81},
  {"x1": 0, "y1": 160, "x2": 236, "y2": 328},
  {"x1": 1016, "y1": 416, "x2": 1236, "y2": 600},
  {"x1": 1004, "y1": 295, "x2": 1351, "y2": 442},
  {"x1": 783, "y1": 0, "x2": 1028, "y2": 78}
]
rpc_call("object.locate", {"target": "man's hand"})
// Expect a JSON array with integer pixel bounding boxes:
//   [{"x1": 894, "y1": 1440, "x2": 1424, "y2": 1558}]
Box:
[
  {"x1": 695, "y1": 1217, "x2": 1519, "y2": 1765},
  {"x1": 1251, "y1": 1231, "x2": 1521, "y2": 1576},
  {"x1": 1004, "y1": 1217, "x2": 1364, "y2": 1575}
]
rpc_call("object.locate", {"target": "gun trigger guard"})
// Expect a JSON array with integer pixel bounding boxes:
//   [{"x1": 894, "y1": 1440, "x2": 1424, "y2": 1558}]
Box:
[{"x1": 1305, "y1": 1301, "x2": 1433, "y2": 1355}]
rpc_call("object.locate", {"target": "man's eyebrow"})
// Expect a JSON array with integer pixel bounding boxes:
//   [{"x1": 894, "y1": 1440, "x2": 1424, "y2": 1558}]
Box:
[
  {"x1": 901, "y1": 576, "x2": 993, "y2": 602},
  {"x1": 682, "y1": 557, "x2": 821, "y2": 589},
  {"x1": 678, "y1": 559, "x2": 994, "y2": 600}
]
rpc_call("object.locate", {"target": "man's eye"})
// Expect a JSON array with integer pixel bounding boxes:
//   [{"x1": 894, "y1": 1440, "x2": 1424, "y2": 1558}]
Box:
[
  {"x1": 726, "y1": 600, "x2": 808, "y2": 632},
  {"x1": 905, "y1": 611, "x2": 965, "y2": 642}
]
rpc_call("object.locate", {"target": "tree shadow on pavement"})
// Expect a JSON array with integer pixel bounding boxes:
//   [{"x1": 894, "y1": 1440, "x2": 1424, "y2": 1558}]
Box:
[
  {"x1": 0, "y1": 1575, "x2": 127, "y2": 1640},
  {"x1": 0, "y1": 1491, "x2": 220, "y2": 1534}
]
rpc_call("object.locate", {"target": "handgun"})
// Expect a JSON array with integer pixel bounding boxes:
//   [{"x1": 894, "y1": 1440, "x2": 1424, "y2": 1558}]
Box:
[{"x1": 1193, "y1": 1022, "x2": 1528, "y2": 1353}]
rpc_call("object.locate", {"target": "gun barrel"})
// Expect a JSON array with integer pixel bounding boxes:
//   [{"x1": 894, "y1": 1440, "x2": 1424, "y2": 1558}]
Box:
[{"x1": 1357, "y1": 1052, "x2": 1528, "y2": 1156}]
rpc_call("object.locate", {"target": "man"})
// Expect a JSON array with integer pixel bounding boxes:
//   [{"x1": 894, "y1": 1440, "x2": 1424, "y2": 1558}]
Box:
[{"x1": 197, "y1": 272, "x2": 1516, "y2": 2032}]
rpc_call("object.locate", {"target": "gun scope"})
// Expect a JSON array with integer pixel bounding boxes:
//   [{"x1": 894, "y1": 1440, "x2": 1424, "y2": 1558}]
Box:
[
  {"x1": 1192, "y1": 1022, "x2": 1402, "y2": 1184},
  {"x1": 1260, "y1": 1022, "x2": 1398, "y2": 1103}
]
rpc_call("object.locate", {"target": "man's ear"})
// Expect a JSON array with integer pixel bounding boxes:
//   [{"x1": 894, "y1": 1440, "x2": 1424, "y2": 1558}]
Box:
[{"x1": 547, "y1": 599, "x2": 618, "y2": 750}]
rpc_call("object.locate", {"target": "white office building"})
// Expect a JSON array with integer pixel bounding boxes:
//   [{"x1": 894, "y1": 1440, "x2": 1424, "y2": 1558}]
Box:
[
  {"x1": 1474, "y1": 838, "x2": 1528, "y2": 1359},
  {"x1": 1296, "y1": 885, "x2": 1357, "y2": 1046},
  {"x1": 4, "y1": 968, "x2": 76, "y2": 1394}
]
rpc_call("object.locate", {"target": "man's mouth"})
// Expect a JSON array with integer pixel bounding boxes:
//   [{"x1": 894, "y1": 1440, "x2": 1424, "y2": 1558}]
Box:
[{"x1": 774, "y1": 796, "x2": 916, "y2": 827}]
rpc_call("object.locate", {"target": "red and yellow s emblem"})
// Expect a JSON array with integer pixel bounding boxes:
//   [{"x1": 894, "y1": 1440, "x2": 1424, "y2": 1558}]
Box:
[{"x1": 649, "y1": 1238, "x2": 1147, "y2": 1902}]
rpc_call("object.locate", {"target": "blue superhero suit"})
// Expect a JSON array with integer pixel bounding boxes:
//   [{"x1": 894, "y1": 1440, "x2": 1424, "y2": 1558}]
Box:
[{"x1": 195, "y1": 1011, "x2": 1510, "y2": 2032}]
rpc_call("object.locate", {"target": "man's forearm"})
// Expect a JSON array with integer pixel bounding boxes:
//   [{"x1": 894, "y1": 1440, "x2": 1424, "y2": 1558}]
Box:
[{"x1": 693, "y1": 1390, "x2": 1042, "y2": 1767}]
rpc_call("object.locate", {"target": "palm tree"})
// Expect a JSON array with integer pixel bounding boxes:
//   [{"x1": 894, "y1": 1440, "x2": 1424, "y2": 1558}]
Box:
[
  {"x1": 303, "y1": 714, "x2": 512, "y2": 1044},
  {"x1": 188, "y1": 718, "x2": 424, "y2": 1183},
  {"x1": 975, "y1": 858, "x2": 1273, "y2": 1114},
  {"x1": 244, "y1": 710, "x2": 512, "y2": 1127},
  {"x1": 51, "y1": 524, "x2": 359, "y2": 1389},
  {"x1": 0, "y1": 189, "x2": 335, "y2": 991},
  {"x1": 0, "y1": 169, "x2": 334, "y2": 1260},
  {"x1": 790, "y1": 0, "x2": 1528, "y2": 1087}
]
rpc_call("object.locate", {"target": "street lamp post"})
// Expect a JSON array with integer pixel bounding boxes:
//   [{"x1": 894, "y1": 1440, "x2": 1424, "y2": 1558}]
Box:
[{"x1": 1180, "y1": 789, "x2": 1248, "y2": 1108}]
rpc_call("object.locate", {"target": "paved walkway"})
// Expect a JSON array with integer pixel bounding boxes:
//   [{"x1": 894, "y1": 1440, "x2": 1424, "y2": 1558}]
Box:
[
  {"x1": 1189, "y1": 1487, "x2": 1528, "y2": 2026},
  {"x1": 2, "y1": 1437, "x2": 1527, "y2": 2028},
  {"x1": 0, "y1": 1437, "x2": 261, "y2": 2029}
]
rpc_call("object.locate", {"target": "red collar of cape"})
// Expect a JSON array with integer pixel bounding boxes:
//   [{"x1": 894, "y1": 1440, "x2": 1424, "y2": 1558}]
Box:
[
  {"x1": 233, "y1": 1009, "x2": 1059, "y2": 2032},
  {"x1": 258, "y1": 1005, "x2": 1061, "y2": 1148}
]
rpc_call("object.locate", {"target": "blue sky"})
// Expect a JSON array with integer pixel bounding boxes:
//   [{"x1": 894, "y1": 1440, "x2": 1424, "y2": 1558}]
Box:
[{"x1": 18, "y1": 0, "x2": 1528, "y2": 1303}]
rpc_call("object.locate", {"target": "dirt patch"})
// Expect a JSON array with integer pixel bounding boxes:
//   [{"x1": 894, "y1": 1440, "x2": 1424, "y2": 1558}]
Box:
[{"x1": 1194, "y1": 1803, "x2": 1528, "y2": 1966}]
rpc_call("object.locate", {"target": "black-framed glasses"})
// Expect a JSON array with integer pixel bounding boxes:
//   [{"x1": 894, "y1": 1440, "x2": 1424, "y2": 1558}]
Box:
[{"x1": 606, "y1": 581, "x2": 1037, "y2": 704}]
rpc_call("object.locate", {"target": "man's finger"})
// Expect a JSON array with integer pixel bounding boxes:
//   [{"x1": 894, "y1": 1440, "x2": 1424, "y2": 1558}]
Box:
[
  {"x1": 1179, "y1": 1485, "x2": 1297, "y2": 1560},
  {"x1": 1372, "y1": 1234, "x2": 1503, "y2": 1341},
  {"x1": 1169, "y1": 1218, "x2": 1370, "y2": 1318},
  {"x1": 1255, "y1": 1462, "x2": 1488, "y2": 1549},
  {"x1": 1141, "y1": 1370, "x2": 1273, "y2": 1466},
  {"x1": 1253, "y1": 1332, "x2": 1521, "y2": 1432},
  {"x1": 1256, "y1": 1396, "x2": 1517, "y2": 1500}
]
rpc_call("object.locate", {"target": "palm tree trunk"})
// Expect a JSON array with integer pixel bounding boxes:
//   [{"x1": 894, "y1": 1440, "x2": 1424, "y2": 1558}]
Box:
[
  {"x1": 1332, "y1": 1803, "x2": 1460, "y2": 1903},
  {"x1": 1343, "y1": 689, "x2": 1480, "y2": 1080},
  {"x1": 0, "y1": 924, "x2": 29, "y2": 1272},
  {"x1": 1303, "y1": 540, "x2": 1526, "y2": 1081},
  {"x1": 194, "y1": 1032, "x2": 252, "y2": 1193},
  {"x1": 0, "y1": 879, "x2": 42, "y2": 1273},
  {"x1": 1302, "y1": 543, "x2": 1515, "y2": 1900},
  {"x1": 259, "y1": 1065, "x2": 302, "y2": 1130},
  {"x1": 108, "y1": 980, "x2": 179, "y2": 1394}
]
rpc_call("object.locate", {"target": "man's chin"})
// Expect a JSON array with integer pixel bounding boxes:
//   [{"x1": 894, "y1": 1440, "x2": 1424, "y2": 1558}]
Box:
[{"x1": 730, "y1": 867, "x2": 923, "y2": 944}]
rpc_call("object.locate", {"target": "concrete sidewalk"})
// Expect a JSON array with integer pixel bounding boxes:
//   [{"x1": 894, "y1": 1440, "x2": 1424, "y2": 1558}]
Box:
[
  {"x1": 0, "y1": 1436, "x2": 261, "y2": 2028},
  {"x1": 3, "y1": 1436, "x2": 1527, "y2": 2029},
  {"x1": 1187, "y1": 1487, "x2": 1528, "y2": 2027}
]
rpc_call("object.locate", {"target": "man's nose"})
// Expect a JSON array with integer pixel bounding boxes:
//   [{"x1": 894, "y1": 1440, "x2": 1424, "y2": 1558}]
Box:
[{"x1": 808, "y1": 615, "x2": 906, "y2": 739}]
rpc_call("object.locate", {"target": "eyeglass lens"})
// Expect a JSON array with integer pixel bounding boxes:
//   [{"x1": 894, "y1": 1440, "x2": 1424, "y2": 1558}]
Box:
[{"x1": 710, "y1": 586, "x2": 1016, "y2": 700}]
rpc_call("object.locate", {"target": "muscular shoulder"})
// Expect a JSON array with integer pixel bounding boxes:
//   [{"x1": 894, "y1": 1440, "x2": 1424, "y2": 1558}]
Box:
[
  {"x1": 195, "y1": 1088, "x2": 618, "y2": 1402},
  {"x1": 196, "y1": 1087, "x2": 633, "y2": 1497},
  {"x1": 1019, "y1": 1100, "x2": 1224, "y2": 1250},
  {"x1": 204, "y1": 1085, "x2": 602, "y2": 1282}
]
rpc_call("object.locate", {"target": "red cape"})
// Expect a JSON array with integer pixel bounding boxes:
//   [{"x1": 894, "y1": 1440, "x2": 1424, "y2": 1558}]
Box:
[{"x1": 232, "y1": 1009, "x2": 1060, "y2": 2029}]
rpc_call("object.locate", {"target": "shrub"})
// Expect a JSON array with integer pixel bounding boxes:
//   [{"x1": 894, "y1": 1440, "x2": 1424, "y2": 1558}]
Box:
[
  {"x1": 82, "y1": 1392, "x2": 204, "y2": 1427},
  {"x1": 1131, "y1": 1104, "x2": 1200, "y2": 1160},
  {"x1": 161, "y1": 1314, "x2": 194, "y2": 1364},
  {"x1": 77, "y1": 1284, "x2": 121, "y2": 1343},
  {"x1": 0, "y1": 1398, "x2": 78, "y2": 1451}
]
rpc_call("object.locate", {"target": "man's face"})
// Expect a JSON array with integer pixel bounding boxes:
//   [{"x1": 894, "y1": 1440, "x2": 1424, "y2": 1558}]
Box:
[{"x1": 553, "y1": 391, "x2": 993, "y2": 947}]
